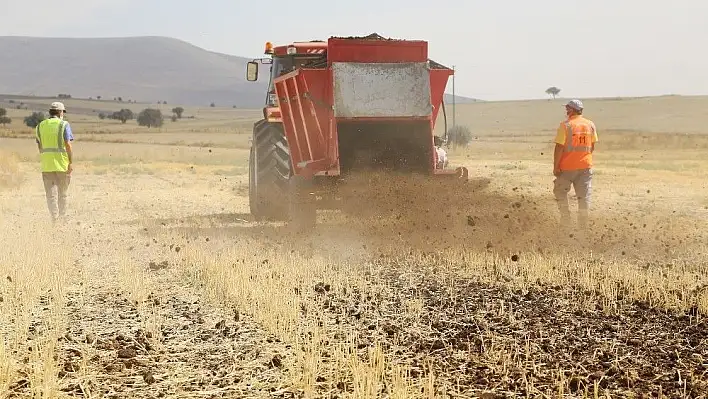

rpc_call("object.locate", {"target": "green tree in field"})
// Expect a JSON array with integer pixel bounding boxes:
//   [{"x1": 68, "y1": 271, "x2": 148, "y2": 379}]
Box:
[
  {"x1": 137, "y1": 108, "x2": 164, "y2": 128},
  {"x1": 0, "y1": 107, "x2": 10, "y2": 126},
  {"x1": 111, "y1": 108, "x2": 134, "y2": 124},
  {"x1": 0, "y1": 108, "x2": 10, "y2": 127},
  {"x1": 24, "y1": 112, "x2": 46, "y2": 128},
  {"x1": 171, "y1": 107, "x2": 184, "y2": 119},
  {"x1": 546, "y1": 86, "x2": 561, "y2": 99}
]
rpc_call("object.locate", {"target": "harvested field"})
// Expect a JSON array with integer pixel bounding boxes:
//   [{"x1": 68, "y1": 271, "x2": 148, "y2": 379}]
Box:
[{"x1": 1, "y1": 95, "x2": 707, "y2": 398}]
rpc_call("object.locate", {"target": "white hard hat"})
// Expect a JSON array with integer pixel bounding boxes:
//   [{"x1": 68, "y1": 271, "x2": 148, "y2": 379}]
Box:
[
  {"x1": 564, "y1": 99, "x2": 583, "y2": 111},
  {"x1": 50, "y1": 102, "x2": 66, "y2": 112}
]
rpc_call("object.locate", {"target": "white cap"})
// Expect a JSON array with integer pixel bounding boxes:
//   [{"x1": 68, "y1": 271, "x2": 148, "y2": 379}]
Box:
[
  {"x1": 50, "y1": 102, "x2": 66, "y2": 111},
  {"x1": 564, "y1": 99, "x2": 583, "y2": 111}
]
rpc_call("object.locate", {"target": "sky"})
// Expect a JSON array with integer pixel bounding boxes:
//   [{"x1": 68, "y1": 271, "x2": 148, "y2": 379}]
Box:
[{"x1": 2, "y1": 0, "x2": 707, "y2": 101}]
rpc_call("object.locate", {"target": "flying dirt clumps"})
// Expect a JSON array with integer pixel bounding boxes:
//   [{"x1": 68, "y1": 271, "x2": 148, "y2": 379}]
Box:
[
  {"x1": 333, "y1": 171, "x2": 564, "y2": 255},
  {"x1": 148, "y1": 260, "x2": 169, "y2": 271}
]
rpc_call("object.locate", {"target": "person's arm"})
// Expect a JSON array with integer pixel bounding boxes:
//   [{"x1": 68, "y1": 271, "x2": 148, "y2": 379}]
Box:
[
  {"x1": 35, "y1": 125, "x2": 42, "y2": 152},
  {"x1": 554, "y1": 144, "x2": 564, "y2": 175},
  {"x1": 64, "y1": 123, "x2": 74, "y2": 174},
  {"x1": 553, "y1": 123, "x2": 566, "y2": 176},
  {"x1": 66, "y1": 140, "x2": 73, "y2": 164},
  {"x1": 591, "y1": 122, "x2": 598, "y2": 153}
]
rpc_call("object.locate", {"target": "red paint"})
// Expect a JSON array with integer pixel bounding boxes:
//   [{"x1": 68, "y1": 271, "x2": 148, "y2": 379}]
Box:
[{"x1": 268, "y1": 36, "x2": 456, "y2": 178}]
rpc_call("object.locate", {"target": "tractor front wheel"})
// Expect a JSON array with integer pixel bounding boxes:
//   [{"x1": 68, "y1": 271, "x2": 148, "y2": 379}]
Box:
[{"x1": 249, "y1": 120, "x2": 290, "y2": 221}]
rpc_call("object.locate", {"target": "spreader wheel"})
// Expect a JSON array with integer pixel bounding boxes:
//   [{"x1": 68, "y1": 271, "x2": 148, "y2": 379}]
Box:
[{"x1": 249, "y1": 120, "x2": 291, "y2": 221}]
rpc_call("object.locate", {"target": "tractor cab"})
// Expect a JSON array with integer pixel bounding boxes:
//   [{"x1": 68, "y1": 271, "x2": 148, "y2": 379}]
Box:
[{"x1": 246, "y1": 41, "x2": 327, "y2": 108}]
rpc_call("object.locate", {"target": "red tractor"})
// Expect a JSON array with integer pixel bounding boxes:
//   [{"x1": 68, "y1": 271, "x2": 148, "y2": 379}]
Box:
[{"x1": 245, "y1": 33, "x2": 468, "y2": 229}]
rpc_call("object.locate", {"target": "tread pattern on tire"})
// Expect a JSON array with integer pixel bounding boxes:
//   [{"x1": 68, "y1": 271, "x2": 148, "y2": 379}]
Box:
[{"x1": 249, "y1": 120, "x2": 291, "y2": 220}]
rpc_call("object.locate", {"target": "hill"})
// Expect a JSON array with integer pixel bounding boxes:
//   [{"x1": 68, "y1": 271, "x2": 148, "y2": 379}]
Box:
[
  {"x1": 0, "y1": 36, "x2": 268, "y2": 108},
  {"x1": 0, "y1": 36, "x2": 478, "y2": 108}
]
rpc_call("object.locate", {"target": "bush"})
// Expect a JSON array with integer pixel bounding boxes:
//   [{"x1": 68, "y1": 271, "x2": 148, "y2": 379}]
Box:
[
  {"x1": 137, "y1": 108, "x2": 164, "y2": 128},
  {"x1": 24, "y1": 112, "x2": 46, "y2": 128},
  {"x1": 446, "y1": 125, "x2": 473, "y2": 148},
  {"x1": 0, "y1": 116, "x2": 11, "y2": 126},
  {"x1": 110, "y1": 109, "x2": 134, "y2": 123}
]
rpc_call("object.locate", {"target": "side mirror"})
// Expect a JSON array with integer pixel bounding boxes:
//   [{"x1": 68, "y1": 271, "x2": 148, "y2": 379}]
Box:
[{"x1": 246, "y1": 61, "x2": 259, "y2": 82}]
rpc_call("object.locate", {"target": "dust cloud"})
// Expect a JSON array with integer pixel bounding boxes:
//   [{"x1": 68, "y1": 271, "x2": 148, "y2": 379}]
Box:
[{"x1": 280, "y1": 170, "x2": 706, "y2": 267}]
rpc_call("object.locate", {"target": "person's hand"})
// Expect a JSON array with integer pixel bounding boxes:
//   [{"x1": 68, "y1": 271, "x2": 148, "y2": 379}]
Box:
[{"x1": 67, "y1": 164, "x2": 73, "y2": 175}]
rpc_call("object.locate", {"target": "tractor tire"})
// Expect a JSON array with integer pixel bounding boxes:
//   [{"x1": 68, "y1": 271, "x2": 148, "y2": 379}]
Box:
[
  {"x1": 249, "y1": 120, "x2": 291, "y2": 221},
  {"x1": 288, "y1": 175, "x2": 317, "y2": 232}
]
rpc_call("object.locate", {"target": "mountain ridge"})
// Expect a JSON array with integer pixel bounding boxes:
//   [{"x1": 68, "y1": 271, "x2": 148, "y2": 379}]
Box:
[{"x1": 0, "y1": 35, "x2": 480, "y2": 107}]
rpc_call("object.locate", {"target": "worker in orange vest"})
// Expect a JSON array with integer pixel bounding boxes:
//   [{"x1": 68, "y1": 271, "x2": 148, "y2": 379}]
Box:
[{"x1": 553, "y1": 99, "x2": 598, "y2": 229}]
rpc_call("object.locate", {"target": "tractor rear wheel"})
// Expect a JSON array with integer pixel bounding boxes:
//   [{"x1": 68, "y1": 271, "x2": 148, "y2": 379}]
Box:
[{"x1": 249, "y1": 120, "x2": 291, "y2": 221}]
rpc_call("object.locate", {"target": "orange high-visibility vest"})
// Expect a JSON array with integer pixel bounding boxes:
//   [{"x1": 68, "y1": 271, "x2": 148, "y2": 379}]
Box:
[{"x1": 559, "y1": 116, "x2": 596, "y2": 171}]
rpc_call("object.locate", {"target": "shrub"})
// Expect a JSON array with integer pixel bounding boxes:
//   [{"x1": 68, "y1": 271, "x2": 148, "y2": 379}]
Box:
[
  {"x1": 446, "y1": 125, "x2": 473, "y2": 148},
  {"x1": 24, "y1": 112, "x2": 46, "y2": 128}
]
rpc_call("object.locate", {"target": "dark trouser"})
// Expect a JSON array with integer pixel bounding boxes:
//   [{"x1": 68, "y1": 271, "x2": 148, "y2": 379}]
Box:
[
  {"x1": 42, "y1": 172, "x2": 70, "y2": 221},
  {"x1": 553, "y1": 168, "x2": 592, "y2": 228}
]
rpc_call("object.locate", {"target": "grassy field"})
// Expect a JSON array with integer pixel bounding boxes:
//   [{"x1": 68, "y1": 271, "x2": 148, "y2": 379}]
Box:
[{"x1": 1, "y1": 95, "x2": 707, "y2": 398}]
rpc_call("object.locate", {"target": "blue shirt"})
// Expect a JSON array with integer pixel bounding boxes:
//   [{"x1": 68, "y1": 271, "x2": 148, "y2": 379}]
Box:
[{"x1": 35, "y1": 117, "x2": 73, "y2": 144}]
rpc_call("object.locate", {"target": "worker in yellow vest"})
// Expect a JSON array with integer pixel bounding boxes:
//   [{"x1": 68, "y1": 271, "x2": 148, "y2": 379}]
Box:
[
  {"x1": 553, "y1": 99, "x2": 598, "y2": 229},
  {"x1": 35, "y1": 102, "x2": 74, "y2": 223}
]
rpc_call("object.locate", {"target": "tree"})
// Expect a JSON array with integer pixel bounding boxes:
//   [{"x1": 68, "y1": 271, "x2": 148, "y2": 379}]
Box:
[
  {"x1": 0, "y1": 108, "x2": 6, "y2": 118},
  {"x1": 0, "y1": 113, "x2": 10, "y2": 126},
  {"x1": 24, "y1": 112, "x2": 45, "y2": 128},
  {"x1": 171, "y1": 107, "x2": 184, "y2": 119},
  {"x1": 545, "y1": 86, "x2": 561, "y2": 99},
  {"x1": 210, "y1": 102, "x2": 215, "y2": 108},
  {"x1": 110, "y1": 108, "x2": 134, "y2": 123},
  {"x1": 98, "y1": 113, "x2": 106, "y2": 120},
  {"x1": 97, "y1": 96, "x2": 102, "y2": 100},
  {"x1": 137, "y1": 108, "x2": 163, "y2": 128}
]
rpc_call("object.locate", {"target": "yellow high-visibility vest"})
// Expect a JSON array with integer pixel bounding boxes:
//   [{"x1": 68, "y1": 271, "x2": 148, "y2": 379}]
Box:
[{"x1": 36, "y1": 117, "x2": 70, "y2": 173}]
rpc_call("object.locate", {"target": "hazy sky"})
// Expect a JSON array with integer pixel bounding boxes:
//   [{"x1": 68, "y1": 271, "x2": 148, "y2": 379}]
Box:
[{"x1": 2, "y1": 0, "x2": 707, "y2": 101}]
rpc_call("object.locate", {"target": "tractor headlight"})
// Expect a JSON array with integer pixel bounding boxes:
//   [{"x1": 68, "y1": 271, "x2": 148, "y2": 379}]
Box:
[{"x1": 268, "y1": 93, "x2": 277, "y2": 105}]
